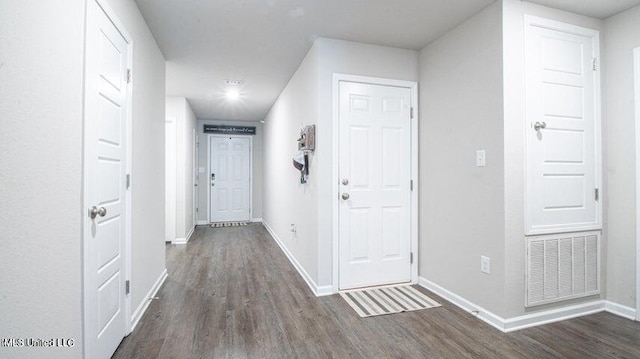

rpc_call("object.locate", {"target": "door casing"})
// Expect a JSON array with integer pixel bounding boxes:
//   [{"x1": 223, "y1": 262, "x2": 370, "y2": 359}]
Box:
[
  {"x1": 82, "y1": 0, "x2": 133, "y2": 356},
  {"x1": 331, "y1": 74, "x2": 419, "y2": 293},
  {"x1": 207, "y1": 134, "x2": 253, "y2": 223},
  {"x1": 634, "y1": 46, "x2": 640, "y2": 321}
]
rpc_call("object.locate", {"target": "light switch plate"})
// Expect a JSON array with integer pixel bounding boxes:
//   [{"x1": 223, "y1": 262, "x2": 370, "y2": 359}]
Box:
[
  {"x1": 476, "y1": 150, "x2": 486, "y2": 167},
  {"x1": 481, "y1": 256, "x2": 491, "y2": 274}
]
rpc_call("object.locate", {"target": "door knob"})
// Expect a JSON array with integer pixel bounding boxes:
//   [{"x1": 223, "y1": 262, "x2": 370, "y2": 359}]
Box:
[
  {"x1": 533, "y1": 121, "x2": 547, "y2": 131},
  {"x1": 88, "y1": 206, "x2": 107, "y2": 219},
  {"x1": 341, "y1": 192, "x2": 350, "y2": 200},
  {"x1": 342, "y1": 178, "x2": 349, "y2": 185}
]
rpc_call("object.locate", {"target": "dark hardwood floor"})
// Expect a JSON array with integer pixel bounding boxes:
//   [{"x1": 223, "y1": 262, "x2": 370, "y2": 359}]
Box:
[{"x1": 113, "y1": 223, "x2": 640, "y2": 359}]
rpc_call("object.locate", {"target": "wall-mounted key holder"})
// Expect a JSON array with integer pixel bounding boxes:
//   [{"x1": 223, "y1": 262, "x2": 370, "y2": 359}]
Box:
[{"x1": 297, "y1": 125, "x2": 315, "y2": 151}]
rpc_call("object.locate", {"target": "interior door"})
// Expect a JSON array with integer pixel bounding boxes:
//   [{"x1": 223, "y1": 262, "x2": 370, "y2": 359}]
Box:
[
  {"x1": 209, "y1": 136, "x2": 251, "y2": 222},
  {"x1": 338, "y1": 81, "x2": 412, "y2": 290},
  {"x1": 525, "y1": 17, "x2": 601, "y2": 235},
  {"x1": 84, "y1": 0, "x2": 130, "y2": 357}
]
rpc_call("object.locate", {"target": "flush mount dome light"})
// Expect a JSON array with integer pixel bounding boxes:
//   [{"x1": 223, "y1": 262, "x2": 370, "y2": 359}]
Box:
[{"x1": 225, "y1": 89, "x2": 240, "y2": 101}]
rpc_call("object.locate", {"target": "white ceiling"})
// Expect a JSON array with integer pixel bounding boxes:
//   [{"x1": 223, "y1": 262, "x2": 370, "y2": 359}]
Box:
[{"x1": 134, "y1": 0, "x2": 640, "y2": 122}]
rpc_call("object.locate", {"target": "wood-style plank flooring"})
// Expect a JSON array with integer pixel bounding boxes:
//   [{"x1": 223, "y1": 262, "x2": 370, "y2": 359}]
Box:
[{"x1": 113, "y1": 223, "x2": 640, "y2": 359}]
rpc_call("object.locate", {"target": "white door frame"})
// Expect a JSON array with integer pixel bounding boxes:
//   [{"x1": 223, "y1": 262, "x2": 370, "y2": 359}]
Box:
[
  {"x1": 207, "y1": 134, "x2": 253, "y2": 223},
  {"x1": 634, "y1": 46, "x2": 640, "y2": 321},
  {"x1": 331, "y1": 73, "x2": 419, "y2": 293},
  {"x1": 82, "y1": 0, "x2": 134, "y2": 356},
  {"x1": 193, "y1": 128, "x2": 199, "y2": 228}
]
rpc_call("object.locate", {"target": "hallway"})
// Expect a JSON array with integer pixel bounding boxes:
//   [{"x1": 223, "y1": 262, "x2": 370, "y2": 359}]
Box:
[{"x1": 113, "y1": 224, "x2": 640, "y2": 359}]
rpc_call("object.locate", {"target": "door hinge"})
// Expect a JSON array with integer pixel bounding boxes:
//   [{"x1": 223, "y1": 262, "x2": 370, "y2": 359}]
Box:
[
  {"x1": 410, "y1": 107, "x2": 414, "y2": 119},
  {"x1": 592, "y1": 58, "x2": 597, "y2": 71},
  {"x1": 126, "y1": 174, "x2": 131, "y2": 189},
  {"x1": 410, "y1": 252, "x2": 414, "y2": 264},
  {"x1": 125, "y1": 280, "x2": 130, "y2": 295},
  {"x1": 410, "y1": 180, "x2": 414, "y2": 191},
  {"x1": 127, "y1": 69, "x2": 132, "y2": 83},
  {"x1": 595, "y1": 188, "x2": 599, "y2": 201}
]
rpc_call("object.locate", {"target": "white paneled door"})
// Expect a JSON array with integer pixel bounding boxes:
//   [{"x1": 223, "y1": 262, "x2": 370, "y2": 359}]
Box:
[
  {"x1": 525, "y1": 17, "x2": 601, "y2": 235},
  {"x1": 84, "y1": 0, "x2": 130, "y2": 358},
  {"x1": 209, "y1": 136, "x2": 251, "y2": 222},
  {"x1": 338, "y1": 81, "x2": 412, "y2": 290}
]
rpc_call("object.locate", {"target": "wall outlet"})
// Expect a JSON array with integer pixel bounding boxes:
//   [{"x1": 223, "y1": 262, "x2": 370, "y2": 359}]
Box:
[
  {"x1": 476, "y1": 150, "x2": 486, "y2": 167},
  {"x1": 481, "y1": 256, "x2": 491, "y2": 274}
]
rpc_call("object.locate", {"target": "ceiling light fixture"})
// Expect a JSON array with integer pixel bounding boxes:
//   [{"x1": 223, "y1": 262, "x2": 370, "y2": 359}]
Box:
[{"x1": 225, "y1": 89, "x2": 240, "y2": 101}]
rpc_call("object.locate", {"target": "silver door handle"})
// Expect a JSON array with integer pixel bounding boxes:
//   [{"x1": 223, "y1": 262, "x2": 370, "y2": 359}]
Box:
[
  {"x1": 342, "y1": 178, "x2": 349, "y2": 185},
  {"x1": 89, "y1": 206, "x2": 107, "y2": 219},
  {"x1": 533, "y1": 121, "x2": 547, "y2": 131},
  {"x1": 341, "y1": 192, "x2": 350, "y2": 200}
]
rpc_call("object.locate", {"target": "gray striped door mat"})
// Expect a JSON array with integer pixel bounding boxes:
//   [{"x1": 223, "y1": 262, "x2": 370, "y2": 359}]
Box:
[
  {"x1": 210, "y1": 222, "x2": 248, "y2": 228},
  {"x1": 340, "y1": 285, "x2": 441, "y2": 318}
]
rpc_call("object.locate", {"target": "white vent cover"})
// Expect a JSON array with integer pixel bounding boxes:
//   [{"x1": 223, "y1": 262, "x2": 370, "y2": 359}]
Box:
[{"x1": 526, "y1": 231, "x2": 600, "y2": 307}]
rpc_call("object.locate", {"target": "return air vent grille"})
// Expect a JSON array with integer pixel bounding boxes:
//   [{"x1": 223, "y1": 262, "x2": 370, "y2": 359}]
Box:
[{"x1": 526, "y1": 231, "x2": 600, "y2": 307}]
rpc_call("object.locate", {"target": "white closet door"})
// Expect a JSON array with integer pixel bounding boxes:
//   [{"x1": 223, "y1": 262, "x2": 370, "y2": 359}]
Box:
[
  {"x1": 525, "y1": 16, "x2": 602, "y2": 235},
  {"x1": 84, "y1": 0, "x2": 130, "y2": 357}
]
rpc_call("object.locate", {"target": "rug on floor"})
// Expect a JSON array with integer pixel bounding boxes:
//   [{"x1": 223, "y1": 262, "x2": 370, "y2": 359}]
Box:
[
  {"x1": 210, "y1": 222, "x2": 249, "y2": 228},
  {"x1": 340, "y1": 285, "x2": 441, "y2": 318}
]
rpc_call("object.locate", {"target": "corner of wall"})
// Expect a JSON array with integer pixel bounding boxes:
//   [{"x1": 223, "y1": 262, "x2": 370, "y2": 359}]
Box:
[{"x1": 418, "y1": 0, "x2": 506, "y2": 317}]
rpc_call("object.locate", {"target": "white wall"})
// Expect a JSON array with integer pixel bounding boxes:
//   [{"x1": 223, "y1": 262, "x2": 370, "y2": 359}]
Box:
[
  {"x1": 196, "y1": 119, "x2": 264, "y2": 223},
  {"x1": 105, "y1": 0, "x2": 167, "y2": 315},
  {"x1": 0, "y1": 1, "x2": 85, "y2": 357},
  {"x1": 166, "y1": 97, "x2": 197, "y2": 242},
  {"x1": 418, "y1": 1, "x2": 506, "y2": 315},
  {"x1": 263, "y1": 43, "x2": 320, "y2": 285},
  {"x1": 602, "y1": 4, "x2": 640, "y2": 309},
  {"x1": 263, "y1": 37, "x2": 418, "y2": 292},
  {"x1": 416, "y1": 0, "x2": 608, "y2": 320},
  {"x1": 502, "y1": 0, "x2": 603, "y2": 318},
  {"x1": 0, "y1": 1, "x2": 166, "y2": 357},
  {"x1": 184, "y1": 104, "x2": 197, "y2": 234}
]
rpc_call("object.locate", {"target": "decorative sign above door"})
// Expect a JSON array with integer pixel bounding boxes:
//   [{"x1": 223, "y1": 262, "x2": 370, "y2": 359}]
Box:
[{"x1": 203, "y1": 124, "x2": 256, "y2": 135}]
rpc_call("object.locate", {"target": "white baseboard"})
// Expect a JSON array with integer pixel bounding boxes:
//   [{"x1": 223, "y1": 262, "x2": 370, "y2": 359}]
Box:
[
  {"x1": 316, "y1": 285, "x2": 334, "y2": 296},
  {"x1": 251, "y1": 217, "x2": 263, "y2": 223},
  {"x1": 604, "y1": 301, "x2": 637, "y2": 320},
  {"x1": 419, "y1": 277, "x2": 506, "y2": 331},
  {"x1": 419, "y1": 277, "x2": 609, "y2": 332},
  {"x1": 504, "y1": 300, "x2": 605, "y2": 332},
  {"x1": 196, "y1": 220, "x2": 209, "y2": 226},
  {"x1": 173, "y1": 226, "x2": 195, "y2": 245},
  {"x1": 129, "y1": 268, "x2": 168, "y2": 332},
  {"x1": 262, "y1": 220, "x2": 332, "y2": 297}
]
